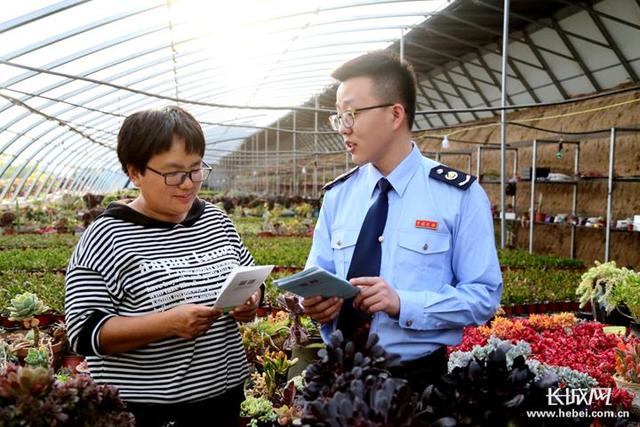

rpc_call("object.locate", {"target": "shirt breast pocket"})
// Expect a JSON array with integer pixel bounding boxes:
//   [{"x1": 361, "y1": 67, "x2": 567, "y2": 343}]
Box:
[
  {"x1": 330, "y1": 229, "x2": 359, "y2": 278},
  {"x1": 396, "y1": 230, "x2": 451, "y2": 290}
]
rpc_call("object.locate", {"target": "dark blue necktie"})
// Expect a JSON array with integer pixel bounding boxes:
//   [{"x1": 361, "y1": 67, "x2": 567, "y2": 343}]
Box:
[{"x1": 337, "y1": 177, "x2": 392, "y2": 341}]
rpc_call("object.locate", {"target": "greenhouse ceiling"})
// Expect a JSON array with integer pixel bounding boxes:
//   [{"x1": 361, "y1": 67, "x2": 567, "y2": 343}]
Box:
[{"x1": 0, "y1": 0, "x2": 639, "y2": 200}]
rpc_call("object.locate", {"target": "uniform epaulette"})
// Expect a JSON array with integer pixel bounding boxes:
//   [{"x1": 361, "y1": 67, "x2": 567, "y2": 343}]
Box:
[
  {"x1": 429, "y1": 165, "x2": 476, "y2": 190},
  {"x1": 322, "y1": 166, "x2": 359, "y2": 192}
]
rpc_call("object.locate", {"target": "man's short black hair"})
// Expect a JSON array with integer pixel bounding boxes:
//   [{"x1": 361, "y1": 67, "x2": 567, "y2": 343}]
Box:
[
  {"x1": 117, "y1": 106, "x2": 205, "y2": 175},
  {"x1": 331, "y1": 50, "x2": 417, "y2": 130}
]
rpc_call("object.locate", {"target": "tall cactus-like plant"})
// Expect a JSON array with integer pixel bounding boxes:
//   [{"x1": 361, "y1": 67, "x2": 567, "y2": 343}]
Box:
[{"x1": 8, "y1": 292, "x2": 49, "y2": 347}]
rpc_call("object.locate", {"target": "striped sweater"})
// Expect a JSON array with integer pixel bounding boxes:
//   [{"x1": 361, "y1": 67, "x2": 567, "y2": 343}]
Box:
[{"x1": 65, "y1": 199, "x2": 252, "y2": 404}]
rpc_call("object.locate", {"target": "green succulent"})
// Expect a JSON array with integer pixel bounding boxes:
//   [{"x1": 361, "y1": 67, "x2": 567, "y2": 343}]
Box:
[
  {"x1": 24, "y1": 347, "x2": 49, "y2": 368},
  {"x1": 0, "y1": 364, "x2": 54, "y2": 399},
  {"x1": 8, "y1": 292, "x2": 49, "y2": 321},
  {"x1": 576, "y1": 261, "x2": 632, "y2": 312}
]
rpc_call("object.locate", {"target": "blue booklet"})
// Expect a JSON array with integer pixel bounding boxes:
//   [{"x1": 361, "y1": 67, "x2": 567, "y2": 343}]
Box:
[{"x1": 273, "y1": 266, "x2": 360, "y2": 299}]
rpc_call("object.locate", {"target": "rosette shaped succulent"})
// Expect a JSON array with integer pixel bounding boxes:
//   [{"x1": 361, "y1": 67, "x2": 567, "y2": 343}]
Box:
[{"x1": 8, "y1": 292, "x2": 48, "y2": 322}]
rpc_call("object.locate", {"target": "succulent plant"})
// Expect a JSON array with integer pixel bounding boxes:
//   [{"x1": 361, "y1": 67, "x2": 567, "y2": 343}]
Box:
[
  {"x1": 0, "y1": 363, "x2": 53, "y2": 400},
  {"x1": 300, "y1": 331, "x2": 411, "y2": 427},
  {"x1": 280, "y1": 294, "x2": 311, "y2": 350},
  {"x1": 24, "y1": 347, "x2": 49, "y2": 369},
  {"x1": 256, "y1": 350, "x2": 298, "y2": 399},
  {"x1": 414, "y1": 347, "x2": 591, "y2": 427},
  {"x1": 0, "y1": 342, "x2": 18, "y2": 370},
  {"x1": 240, "y1": 396, "x2": 278, "y2": 425},
  {"x1": 0, "y1": 363, "x2": 134, "y2": 426},
  {"x1": 449, "y1": 336, "x2": 598, "y2": 390},
  {"x1": 8, "y1": 292, "x2": 48, "y2": 322},
  {"x1": 8, "y1": 292, "x2": 49, "y2": 348}
]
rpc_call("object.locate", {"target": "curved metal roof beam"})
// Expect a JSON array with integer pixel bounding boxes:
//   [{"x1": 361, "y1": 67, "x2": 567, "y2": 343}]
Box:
[
  {"x1": 10, "y1": 138, "x2": 71, "y2": 202},
  {"x1": 473, "y1": 0, "x2": 610, "y2": 49},
  {"x1": 63, "y1": 150, "x2": 122, "y2": 193},
  {"x1": 256, "y1": 0, "x2": 432, "y2": 22},
  {"x1": 0, "y1": 93, "x2": 116, "y2": 187},
  {"x1": 1, "y1": 58, "x2": 337, "y2": 113},
  {"x1": 0, "y1": 32, "x2": 205, "y2": 123},
  {"x1": 0, "y1": 0, "x2": 90, "y2": 33},
  {"x1": 11, "y1": 124, "x2": 116, "y2": 201},
  {"x1": 90, "y1": 159, "x2": 127, "y2": 193},
  {"x1": 3, "y1": 4, "x2": 164, "y2": 61},
  {"x1": 41, "y1": 144, "x2": 116, "y2": 198},
  {"x1": 69, "y1": 157, "x2": 114, "y2": 193},
  {"x1": 2, "y1": 25, "x2": 169, "y2": 89},
  {"x1": 11, "y1": 60, "x2": 331, "y2": 151},
  {"x1": 3, "y1": 136, "x2": 71, "y2": 201},
  {"x1": 30, "y1": 135, "x2": 113, "y2": 198},
  {"x1": 0, "y1": 55, "x2": 207, "y2": 169},
  {"x1": 23, "y1": 144, "x2": 72, "y2": 200}
]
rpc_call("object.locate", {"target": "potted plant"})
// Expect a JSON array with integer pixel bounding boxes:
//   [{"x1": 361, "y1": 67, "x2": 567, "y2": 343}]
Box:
[
  {"x1": 300, "y1": 331, "x2": 411, "y2": 426},
  {"x1": 424, "y1": 339, "x2": 593, "y2": 426},
  {"x1": 0, "y1": 341, "x2": 18, "y2": 371},
  {"x1": 576, "y1": 261, "x2": 632, "y2": 322},
  {"x1": 239, "y1": 396, "x2": 278, "y2": 427},
  {"x1": 255, "y1": 350, "x2": 298, "y2": 401},
  {"x1": 609, "y1": 271, "x2": 640, "y2": 336},
  {"x1": 278, "y1": 295, "x2": 322, "y2": 379},
  {"x1": 242, "y1": 350, "x2": 299, "y2": 426},
  {"x1": 240, "y1": 313, "x2": 289, "y2": 364},
  {"x1": 0, "y1": 211, "x2": 16, "y2": 234},
  {"x1": 534, "y1": 192, "x2": 546, "y2": 222},
  {"x1": 0, "y1": 363, "x2": 134, "y2": 426},
  {"x1": 613, "y1": 337, "x2": 640, "y2": 411},
  {"x1": 8, "y1": 292, "x2": 49, "y2": 348}
]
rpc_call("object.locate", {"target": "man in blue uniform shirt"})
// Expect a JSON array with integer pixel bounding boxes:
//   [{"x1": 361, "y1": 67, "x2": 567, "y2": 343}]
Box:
[{"x1": 302, "y1": 50, "x2": 502, "y2": 392}]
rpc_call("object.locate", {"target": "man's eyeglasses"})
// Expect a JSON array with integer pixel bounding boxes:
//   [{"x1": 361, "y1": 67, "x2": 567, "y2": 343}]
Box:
[
  {"x1": 146, "y1": 162, "x2": 212, "y2": 186},
  {"x1": 328, "y1": 103, "x2": 394, "y2": 131}
]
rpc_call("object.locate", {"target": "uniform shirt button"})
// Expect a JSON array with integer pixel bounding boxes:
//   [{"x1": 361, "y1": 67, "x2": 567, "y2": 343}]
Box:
[
  {"x1": 378, "y1": 235, "x2": 384, "y2": 243},
  {"x1": 405, "y1": 319, "x2": 413, "y2": 327},
  {"x1": 422, "y1": 243, "x2": 429, "y2": 251},
  {"x1": 336, "y1": 240, "x2": 342, "y2": 247}
]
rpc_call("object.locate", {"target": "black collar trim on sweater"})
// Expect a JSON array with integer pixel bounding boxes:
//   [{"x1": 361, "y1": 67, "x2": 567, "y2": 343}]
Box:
[{"x1": 100, "y1": 198, "x2": 205, "y2": 228}]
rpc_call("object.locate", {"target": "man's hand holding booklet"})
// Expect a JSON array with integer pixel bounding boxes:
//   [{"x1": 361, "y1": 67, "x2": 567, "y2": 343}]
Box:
[{"x1": 273, "y1": 266, "x2": 359, "y2": 299}]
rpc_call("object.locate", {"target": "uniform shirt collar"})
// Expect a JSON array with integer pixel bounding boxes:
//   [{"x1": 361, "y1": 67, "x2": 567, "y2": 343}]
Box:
[{"x1": 365, "y1": 142, "x2": 421, "y2": 198}]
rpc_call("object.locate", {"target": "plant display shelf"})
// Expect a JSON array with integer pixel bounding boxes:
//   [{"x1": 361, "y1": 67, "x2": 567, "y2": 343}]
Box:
[{"x1": 478, "y1": 127, "x2": 640, "y2": 261}]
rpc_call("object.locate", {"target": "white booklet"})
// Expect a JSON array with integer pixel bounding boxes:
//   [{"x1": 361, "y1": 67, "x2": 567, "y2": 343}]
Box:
[
  {"x1": 273, "y1": 266, "x2": 359, "y2": 299},
  {"x1": 214, "y1": 265, "x2": 274, "y2": 310}
]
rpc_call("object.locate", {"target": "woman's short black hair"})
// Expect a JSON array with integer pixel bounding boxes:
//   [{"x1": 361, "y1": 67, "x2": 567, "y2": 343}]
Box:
[{"x1": 117, "y1": 106, "x2": 205, "y2": 175}]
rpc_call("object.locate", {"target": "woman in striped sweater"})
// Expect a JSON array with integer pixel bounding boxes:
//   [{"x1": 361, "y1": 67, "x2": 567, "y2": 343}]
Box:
[{"x1": 65, "y1": 106, "x2": 260, "y2": 427}]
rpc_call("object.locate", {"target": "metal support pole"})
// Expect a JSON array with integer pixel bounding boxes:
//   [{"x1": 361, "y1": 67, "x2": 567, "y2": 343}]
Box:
[
  {"x1": 529, "y1": 139, "x2": 537, "y2": 254},
  {"x1": 253, "y1": 135, "x2": 258, "y2": 194},
  {"x1": 499, "y1": 0, "x2": 511, "y2": 249},
  {"x1": 314, "y1": 97, "x2": 319, "y2": 198},
  {"x1": 69, "y1": 164, "x2": 95, "y2": 194},
  {"x1": 605, "y1": 128, "x2": 616, "y2": 262},
  {"x1": 476, "y1": 146, "x2": 482, "y2": 177},
  {"x1": 512, "y1": 148, "x2": 518, "y2": 217},
  {"x1": 571, "y1": 143, "x2": 580, "y2": 259},
  {"x1": 276, "y1": 120, "x2": 280, "y2": 195},
  {"x1": 264, "y1": 129, "x2": 268, "y2": 194},
  {"x1": 293, "y1": 111, "x2": 297, "y2": 196}
]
